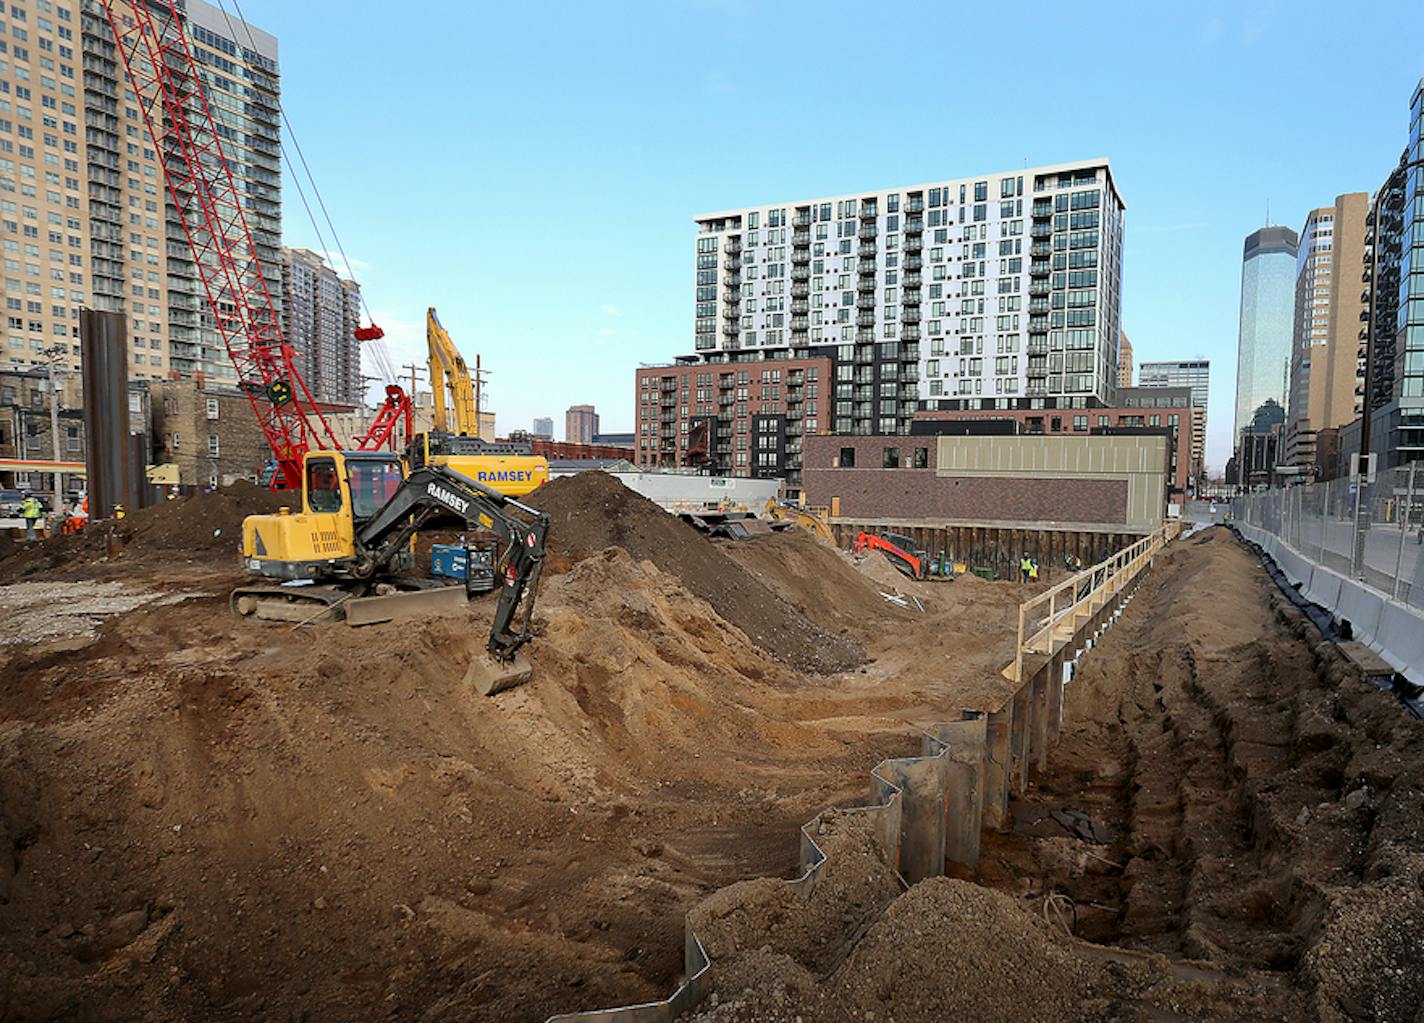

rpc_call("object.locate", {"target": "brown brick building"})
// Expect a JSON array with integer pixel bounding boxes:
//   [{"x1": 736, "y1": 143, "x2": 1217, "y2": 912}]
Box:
[
  {"x1": 148, "y1": 381, "x2": 271, "y2": 487},
  {"x1": 804, "y1": 433, "x2": 1170, "y2": 533},
  {"x1": 635, "y1": 355, "x2": 832, "y2": 497}
]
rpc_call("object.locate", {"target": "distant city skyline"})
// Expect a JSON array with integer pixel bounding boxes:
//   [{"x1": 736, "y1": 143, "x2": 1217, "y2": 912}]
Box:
[{"x1": 244, "y1": 2, "x2": 1423, "y2": 472}]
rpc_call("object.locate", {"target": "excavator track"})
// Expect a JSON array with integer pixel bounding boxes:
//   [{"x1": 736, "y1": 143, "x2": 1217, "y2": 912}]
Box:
[{"x1": 230, "y1": 583, "x2": 355, "y2": 624}]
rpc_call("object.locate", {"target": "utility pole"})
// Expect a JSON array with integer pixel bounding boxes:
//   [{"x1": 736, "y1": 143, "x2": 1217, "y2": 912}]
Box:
[{"x1": 43, "y1": 344, "x2": 66, "y2": 508}]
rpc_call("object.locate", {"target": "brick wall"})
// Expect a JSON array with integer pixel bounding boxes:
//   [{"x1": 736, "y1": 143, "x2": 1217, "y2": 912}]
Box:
[
  {"x1": 804, "y1": 434, "x2": 1131, "y2": 527},
  {"x1": 150, "y1": 382, "x2": 270, "y2": 486}
]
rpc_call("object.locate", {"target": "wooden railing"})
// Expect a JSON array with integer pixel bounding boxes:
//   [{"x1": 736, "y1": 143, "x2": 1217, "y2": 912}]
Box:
[{"x1": 1003, "y1": 520, "x2": 1179, "y2": 684}]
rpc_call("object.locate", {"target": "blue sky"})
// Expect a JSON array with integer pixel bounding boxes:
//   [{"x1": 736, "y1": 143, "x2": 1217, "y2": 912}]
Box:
[{"x1": 244, "y1": 0, "x2": 1423, "y2": 469}]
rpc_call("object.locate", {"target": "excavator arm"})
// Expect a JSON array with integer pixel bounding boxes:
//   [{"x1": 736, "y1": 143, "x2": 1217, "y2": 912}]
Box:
[
  {"x1": 427, "y1": 308, "x2": 479, "y2": 435},
  {"x1": 354, "y1": 464, "x2": 548, "y2": 662}
]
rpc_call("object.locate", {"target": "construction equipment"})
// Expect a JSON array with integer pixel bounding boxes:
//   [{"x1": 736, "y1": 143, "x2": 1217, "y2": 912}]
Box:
[
  {"x1": 763, "y1": 499, "x2": 835, "y2": 544},
  {"x1": 97, "y1": 0, "x2": 408, "y2": 488},
  {"x1": 407, "y1": 308, "x2": 548, "y2": 496},
  {"x1": 852, "y1": 531, "x2": 952, "y2": 581},
  {"x1": 232, "y1": 450, "x2": 548, "y2": 694}
]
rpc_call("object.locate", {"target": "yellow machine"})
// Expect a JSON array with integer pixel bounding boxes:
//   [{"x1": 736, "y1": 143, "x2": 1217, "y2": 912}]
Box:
[
  {"x1": 407, "y1": 308, "x2": 548, "y2": 497},
  {"x1": 233, "y1": 449, "x2": 549, "y2": 694},
  {"x1": 763, "y1": 498, "x2": 836, "y2": 544}
]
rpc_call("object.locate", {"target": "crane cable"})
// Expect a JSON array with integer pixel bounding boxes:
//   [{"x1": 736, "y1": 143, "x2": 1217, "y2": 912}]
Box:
[{"x1": 213, "y1": 0, "x2": 398, "y2": 386}]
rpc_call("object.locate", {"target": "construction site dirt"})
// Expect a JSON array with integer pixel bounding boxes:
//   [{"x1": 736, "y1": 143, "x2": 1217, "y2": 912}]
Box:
[{"x1": 0, "y1": 477, "x2": 1418, "y2": 1022}]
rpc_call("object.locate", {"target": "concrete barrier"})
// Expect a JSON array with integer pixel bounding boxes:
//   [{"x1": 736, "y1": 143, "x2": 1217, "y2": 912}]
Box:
[
  {"x1": 1375, "y1": 601, "x2": 1424, "y2": 681},
  {"x1": 1304, "y1": 564, "x2": 1344, "y2": 609}
]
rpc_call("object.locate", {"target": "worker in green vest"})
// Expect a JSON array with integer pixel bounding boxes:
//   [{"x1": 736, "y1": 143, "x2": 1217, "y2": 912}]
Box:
[
  {"x1": 1019, "y1": 553, "x2": 1032, "y2": 583},
  {"x1": 19, "y1": 491, "x2": 43, "y2": 541}
]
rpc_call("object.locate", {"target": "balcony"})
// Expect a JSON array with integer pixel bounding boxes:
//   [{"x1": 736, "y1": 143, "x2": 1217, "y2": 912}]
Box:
[
  {"x1": 722, "y1": 324, "x2": 739, "y2": 337},
  {"x1": 1360, "y1": 308, "x2": 1370, "y2": 322},
  {"x1": 904, "y1": 218, "x2": 924, "y2": 234},
  {"x1": 793, "y1": 229, "x2": 811, "y2": 247},
  {"x1": 724, "y1": 239, "x2": 741, "y2": 254},
  {"x1": 791, "y1": 299, "x2": 809, "y2": 314},
  {"x1": 1032, "y1": 202, "x2": 1053, "y2": 218},
  {"x1": 855, "y1": 292, "x2": 874, "y2": 310},
  {"x1": 853, "y1": 346, "x2": 875, "y2": 364},
  {"x1": 902, "y1": 344, "x2": 920, "y2": 361},
  {"x1": 1361, "y1": 289, "x2": 1371, "y2": 304},
  {"x1": 723, "y1": 275, "x2": 740, "y2": 288},
  {"x1": 902, "y1": 309, "x2": 921, "y2": 324},
  {"x1": 1030, "y1": 242, "x2": 1052, "y2": 257},
  {"x1": 1030, "y1": 261, "x2": 1051, "y2": 276},
  {"x1": 903, "y1": 256, "x2": 923, "y2": 271},
  {"x1": 1031, "y1": 222, "x2": 1052, "y2": 239},
  {"x1": 1027, "y1": 383, "x2": 1049, "y2": 397},
  {"x1": 901, "y1": 326, "x2": 921, "y2": 342},
  {"x1": 1027, "y1": 361, "x2": 1048, "y2": 378},
  {"x1": 902, "y1": 271, "x2": 922, "y2": 287},
  {"x1": 857, "y1": 278, "x2": 877, "y2": 293},
  {"x1": 1028, "y1": 300, "x2": 1050, "y2": 315},
  {"x1": 902, "y1": 288, "x2": 921, "y2": 304},
  {"x1": 1029, "y1": 317, "x2": 1049, "y2": 333},
  {"x1": 792, "y1": 283, "x2": 810, "y2": 298},
  {"x1": 858, "y1": 225, "x2": 878, "y2": 240},
  {"x1": 792, "y1": 248, "x2": 811, "y2": 265},
  {"x1": 723, "y1": 306, "x2": 740, "y2": 320},
  {"x1": 858, "y1": 244, "x2": 878, "y2": 258},
  {"x1": 792, "y1": 267, "x2": 810, "y2": 282},
  {"x1": 1027, "y1": 340, "x2": 1048, "y2": 355},
  {"x1": 1029, "y1": 281, "x2": 1050, "y2": 296},
  {"x1": 723, "y1": 258, "x2": 740, "y2": 271},
  {"x1": 791, "y1": 316, "x2": 809, "y2": 330},
  {"x1": 793, "y1": 211, "x2": 812, "y2": 227},
  {"x1": 859, "y1": 205, "x2": 878, "y2": 220},
  {"x1": 859, "y1": 259, "x2": 878, "y2": 275},
  {"x1": 904, "y1": 236, "x2": 923, "y2": 253},
  {"x1": 857, "y1": 328, "x2": 876, "y2": 343},
  {"x1": 724, "y1": 291, "x2": 741, "y2": 305},
  {"x1": 856, "y1": 313, "x2": 876, "y2": 327},
  {"x1": 905, "y1": 198, "x2": 924, "y2": 214}
]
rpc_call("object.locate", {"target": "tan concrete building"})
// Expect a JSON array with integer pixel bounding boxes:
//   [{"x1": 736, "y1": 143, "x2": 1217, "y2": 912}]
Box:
[
  {"x1": 2, "y1": 0, "x2": 278, "y2": 387},
  {"x1": 1284, "y1": 193, "x2": 1369, "y2": 473},
  {"x1": 1118, "y1": 331, "x2": 1133, "y2": 388}
]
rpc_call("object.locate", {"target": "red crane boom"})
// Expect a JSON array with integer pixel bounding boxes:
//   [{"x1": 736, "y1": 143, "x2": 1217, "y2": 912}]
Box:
[{"x1": 97, "y1": 1, "x2": 406, "y2": 483}]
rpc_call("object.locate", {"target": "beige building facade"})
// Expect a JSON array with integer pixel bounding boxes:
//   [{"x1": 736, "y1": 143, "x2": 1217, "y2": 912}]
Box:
[
  {"x1": 2, "y1": 0, "x2": 277, "y2": 388},
  {"x1": 1284, "y1": 193, "x2": 1368, "y2": 472},
  {"x1": 1117, "y1": 331, "x2": 1133, "y2": 388}
]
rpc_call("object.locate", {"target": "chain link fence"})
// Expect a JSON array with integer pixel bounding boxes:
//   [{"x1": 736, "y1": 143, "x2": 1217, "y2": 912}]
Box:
[{"x1": 1233, "y1": 463, "x2": 1424, "y2": 609}]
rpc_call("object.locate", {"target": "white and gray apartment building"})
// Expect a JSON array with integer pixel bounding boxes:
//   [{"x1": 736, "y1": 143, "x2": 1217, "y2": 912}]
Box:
[{"x1": 691, "y1": 159, "x2": 1126, "y2": 436}]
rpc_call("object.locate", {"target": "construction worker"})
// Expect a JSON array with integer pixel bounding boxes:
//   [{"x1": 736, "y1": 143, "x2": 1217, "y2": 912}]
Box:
[
  {"x1": 1029, "y1": 558, "x2": 1040, "y2": 583},
  {"x1": 18, "y1": 491, "x2": 43, "y2": 541},
  {"x1": 1020, "y1": 553, "x2": 1032, "y2": 583},
  {"x1": 113, "y1": 503, "x2": 126, "y2": 520}
]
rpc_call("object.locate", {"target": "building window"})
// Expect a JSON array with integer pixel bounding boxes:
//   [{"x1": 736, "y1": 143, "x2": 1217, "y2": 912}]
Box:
[
  {"x1": 838, "y1": 446, "x2": 855, "y2": 468},
  {"x1": 170, "y1": 432, "x2": 180, "y2": 450},
  {"x1": 207, "y1": 434, "x2": 219, "y2": 457},
  {"x1": 206, "y1": 397, "x2": 219, "y2": 420},
  {"x1": 912, "y1": 447, "x2": 928, "y2": 469},
  {"x1": 882, "y1": 446, "x2": 899, "y2": 469}
]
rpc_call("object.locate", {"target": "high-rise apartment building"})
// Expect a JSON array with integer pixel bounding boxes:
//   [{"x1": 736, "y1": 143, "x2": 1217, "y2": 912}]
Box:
[
  {"x1": 2, "y1": 0, "x2": 279, "y2": 386},
  {"x1": 281, "y1": 247, "x2": 360, "y2": 405},
  {"x1": 566, "y1": 403, "x2": 598, "y2": 444},
  {"x1": 179, "y1": 0, "x2": 281, "y2": 385},
  {"x1": 1283, "y1": 194, "x2": 1368, "y2": 473},
  {"x1": 531, "y1": 416, "x2": 553, "y2": 438},
  {"x1": 1138, "y1": 359, "x2": 1209, "y2": 481},
  {"x1": 691, "y1": 160, "x2": 1126, "y2": 439},
  {"x1": 2, "y1": 1, "x2": 88, "y2": 373},
  {"x1": 1118, "y1": 331, "x2": 1133, "y2": 388},
  {"x1": 1232, "y1": 226, "x2": 1299, "y2": 456}
]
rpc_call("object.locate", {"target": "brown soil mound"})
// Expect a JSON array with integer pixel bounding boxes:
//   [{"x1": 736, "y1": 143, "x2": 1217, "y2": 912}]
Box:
[
  {"x1": 529, "y1": 473, "x2": 864, "y2": 673},
  {"x1": 0, "y1": 482, "x2": 283, "y2": 583}
]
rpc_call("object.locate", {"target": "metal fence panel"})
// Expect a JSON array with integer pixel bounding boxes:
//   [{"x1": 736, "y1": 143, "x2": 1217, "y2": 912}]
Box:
[{"x1": 1232, "y1": 463, "x2": 1421, "y2": 605}]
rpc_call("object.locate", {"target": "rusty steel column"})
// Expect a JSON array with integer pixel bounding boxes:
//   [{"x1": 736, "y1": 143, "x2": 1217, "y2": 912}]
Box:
[{"x1": 80, "y1": 310, "x2": 134, "y2": 519}]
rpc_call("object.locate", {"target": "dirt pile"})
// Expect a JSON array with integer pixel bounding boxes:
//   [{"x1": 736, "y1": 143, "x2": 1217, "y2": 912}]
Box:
[
  {"x1": 0, "y1": 482, "x2": 283, "y2": 583},
  {"x1": 530, "y1": 472, "x2": 863, "y2": 673}
]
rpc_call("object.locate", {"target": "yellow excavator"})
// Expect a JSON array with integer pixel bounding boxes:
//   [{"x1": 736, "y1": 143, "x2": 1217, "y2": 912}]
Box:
[
  {"x1": 233, "y1": 448, "x2": 548, "y2": 695},
  {"x1": 763, "y1": 498, "x2": 836, "y2": 544},
  {"x1": 407, "y1": 308, "x2": 548, "y2": 497}
]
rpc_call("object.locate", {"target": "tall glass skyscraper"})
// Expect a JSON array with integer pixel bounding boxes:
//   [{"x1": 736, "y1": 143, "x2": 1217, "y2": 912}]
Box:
[{"x1": 1233, "y1": 226, "x2": 1299, "y2": 448}]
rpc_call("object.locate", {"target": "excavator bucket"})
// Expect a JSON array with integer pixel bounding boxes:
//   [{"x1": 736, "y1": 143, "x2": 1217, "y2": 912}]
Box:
[{"x1": 463, "y1": 652, "x2": 534, "y2": 697}]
